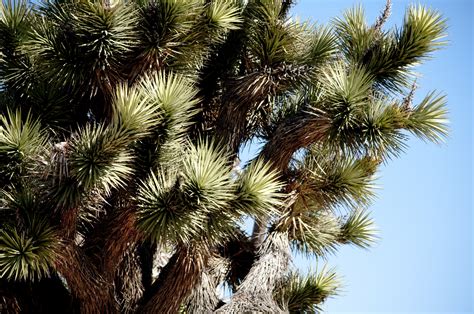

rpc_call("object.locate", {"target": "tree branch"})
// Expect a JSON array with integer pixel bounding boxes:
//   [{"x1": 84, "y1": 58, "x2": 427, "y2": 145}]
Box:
[
  {"x1": 251, "y1": 110, "x2": 331, "y2": 247},
  {"x1": 215, "y1": 232, "x2": 290, "y2": 313},
  {"x1": 140, "y1": 244, "x2": 208, "y2": 313}
]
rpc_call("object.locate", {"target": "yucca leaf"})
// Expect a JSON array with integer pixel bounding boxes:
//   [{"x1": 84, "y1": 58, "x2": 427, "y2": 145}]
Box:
[
  {"x1": 206, "y1": 0, "x2": 242, "y2": 33},
  {"x1": 136, "y1": 170, "x2": 205, "y2": 245},
  {"x1": 275, "y1": 266, "x2": 341, "y2": 312},
  {"x1": 405, "y1": 92, "x2": 449, "y2": 143},
  {"x1": 305, "y1": 25, "x2": 337, "y2": 67},
  {"x1": 333, "y1": 5, "x2": 371, "y2": 62},
  {"x1": 140, "y1": 71, "x2": 199, "y2": 138},
  {"x1": 295, "y1": 149, "x2": 378, "y2": 210},
  {"x1": 397, "y1": 5, "x2": 447, "y2": 62},
  {"x1": 68, "y1": 123, "x2": 134, "y2": 194},
  {"x1": 31, "y1": 1, "x2": 137, "y2": 96},
  {"x1": 339, "y1": 209, "x2": 378, "y2": 248},
  {"x1": 0, "y1": 110, "x2": 47, "y2": 182},
  {"x1": 181, "y1": 139, "x2": 234, "y2": 213},
  {"x1": 360, "y1": 99, "x2": 408, "y2": 159},
  {"x1": 132, "y1": 0, "x2": 197, "y2": 73},
  {"x1": 284, "y1": 211, "x2": 340, "y2": 257},
  {"x1": 0, "y1": 221, "x2": 59, "y2": 282},
  {"x1": 112, "y1": 83, "x2": 161, "y2": 140},
  {"x1": 233, "y1": 158, "x2": 284, "y2": 218},
  {"x1": 137, "y1": 71, "x2": 200, "y2": 167},
  {"x1": 0, "y1": 0, "x2": 33, "y2": 92}
]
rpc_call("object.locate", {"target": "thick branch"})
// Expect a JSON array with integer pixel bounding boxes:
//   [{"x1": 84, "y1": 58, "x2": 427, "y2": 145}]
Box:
[
  {"x1": 260, "y1": 111, "x2": 331, "y2": 171},
  {"x1": 55, "y1": 243, "x2": 117, "y2": 313},
  {"x1": 114, "y1": 245, "x2": 144, "y2": 313},
  {"x1": 216, "y1": 64, "x2": 313, "y2": 154},
  {"x1": 251, "y1": 111, "x2": 331, "y2": 247},
  {"x1": 215, "y1": 232, "x2": 290, "y2": 313},
  {"x1": 141, "y1": 244, "x2": 208, "y2": 313},
  {"x1": 185, "y1": 256, "x2": 230, "y2": 312},
  {"x1": 83, "y1": 206, "x2": 142, "y2": 279}
]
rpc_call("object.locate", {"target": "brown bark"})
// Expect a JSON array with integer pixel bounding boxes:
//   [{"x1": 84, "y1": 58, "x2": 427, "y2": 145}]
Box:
[
  {"x1": 55, "y1": 244, "x2": 117, "y2": 314},
  {"x1": 251, "y1": 111, "x2": 331, "y2": 247},
  {"x1": 83, "y1": 206, "x2": 141, "y2": 276},
  {"x1": 215, "y1": 232, "x2": 290, "y2": 313},
  {"x1": 260, "y1": 112, "x2": 331, "y2": 171},
  {"x1": 71, "y1": 205, "x2": 144, "y2": 312},
  {"x1": 215, "y1": 64, "x2": 312, "y2": 155},
  {"x1": 141, "y1": 245, "x2": 208, "y2": 314}
]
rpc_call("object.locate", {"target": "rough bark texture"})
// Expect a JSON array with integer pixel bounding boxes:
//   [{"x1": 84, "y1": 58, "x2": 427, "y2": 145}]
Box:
[
  {"x1": 115, "y1": 245, "x2": 144, "y2": 313},
  {"x1": 55, "y1": 244, "x2": 116, "y2": 314},
  {"x1": 185, "y1": 256, "x2": 230, "y2": 313},
  {"x1": 215, "y1": 232, "x2": 291, "y2": 313},
  {"x1": 251, "y1": 112, "x2": 332, "y2": 247},
  {"x1": 141, "y1": 245, "x2": 208, "y2": 314},
  {"x1": 83, "y1": 206, "x2": 141, "y2": 277}
]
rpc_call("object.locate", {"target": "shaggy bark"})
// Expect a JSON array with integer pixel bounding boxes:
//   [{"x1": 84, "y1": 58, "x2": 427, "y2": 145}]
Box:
[
  {"x1": 215, "y1": 232, "x2": 291, "y2": 313},
  {"x1": 141, "y1": 244, "x2": 208, "y2": 313},
  {"x1": 251, "y1": 111, "x2": 332, "y2": 247},
  {"x1": 185, "y1": 256, "x2": 230, "y2": 313},
  {"x1": 54, "y1": 244, "x2": 116, "y2": 313}
]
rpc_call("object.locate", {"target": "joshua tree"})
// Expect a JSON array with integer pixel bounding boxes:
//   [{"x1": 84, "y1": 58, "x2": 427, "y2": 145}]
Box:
[{"x1": 0, "y1": 0, "x2": 448, "y2": 312}]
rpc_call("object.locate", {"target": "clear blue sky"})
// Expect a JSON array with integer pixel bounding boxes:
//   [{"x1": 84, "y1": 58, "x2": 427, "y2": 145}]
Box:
[{"x1": 241, "y1": 0, "x2": 473, "y2": 312}]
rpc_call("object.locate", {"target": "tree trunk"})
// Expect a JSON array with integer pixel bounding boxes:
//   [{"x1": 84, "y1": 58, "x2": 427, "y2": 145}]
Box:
[
  {"x1": 215, "y1": 232, "x2": 290, "y2": 313},
  {"x1": 141, "y1": 244, "x2": 208, "y2": 313}
]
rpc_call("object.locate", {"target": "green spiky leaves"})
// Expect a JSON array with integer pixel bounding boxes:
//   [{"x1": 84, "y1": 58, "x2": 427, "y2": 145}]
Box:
[
  {"x1": 333, "y1": 5, "x2": 371, "y2": 63},
  {"x1": 305, "y1": 60, "x2": 449, "y2": 160},
  {"x1": 333, "y1": 4, "x2": 447, "y2": 92},
  {"x1": 0, "y1": 0, "x2": 33, "y2": 90},
  {"x1": 295, "y1": 148, "x2": 378, "y2": 211},
  {"x1": 206, "y1": 0, "x2": 242, "y2": 33},
  {"x1": 305, "y1": 25, "x2": 337, "y2": 67},
  {"x1": 137, "y1": 169, "x2": 198, "y2": 244},
  {"x1": 181, "y1": 140, "x2": 234, "y2": 212},
  {"x1": 285, "y1": 212, "x2": 341, "y2": 257},
  {"x1": 317, "y1": 64, "x2": 374, "y2": 151},
  {"x1": 397, "y1": 5, "x2": 447, "y2": 62},
  {"x1": 246, "y1": 0, "x2": 310, "y2": 67},
  {"x1": 31, "y1": 1, "x2": 137, "y2": 96},
  {"x1": 136, "y1": 140, "x2": 232, "y2": 244},
  {"x1": 234, "y1": 159, "x2": 284, "y2": 217},
  {"x1": 405, "y1": 92, "x2": 449, "y2": 143},
  {"x1": 275, "y1": 267, "x2": 341, "y2": 313},
  {"x1": 67, "y1": 71, "x2": 201, "y2": 195},
  {"x1": 0, "y1": 110, "x2": 47, "y2": 182},
  {"x1": 141, "y1": 72, "x2": 199, "y2": 140},
  {"x1": 112, "y1": 83, "x2": 160, "y2": 140},
  {"x1": 0, "y1": 221, "x2": 59, "y2": 282},
  {"x1": 136, "y1": 71, "x2": 200, "y2": 167},
  {"x1": 137, "y1": 141, "x2": 283, "y2": 245},
  {"x1": 339, "y1": 209, "x2": 377, "y2": 249},
  {"x1": 132, "y1": 0, "x2": 241, "y2": 74},
  {"x1": 68, "y1": 124, "x2": 133, "y2": 194},
  {"x1": 277, "y1": 146, "x2": 379, "y2": 256}
]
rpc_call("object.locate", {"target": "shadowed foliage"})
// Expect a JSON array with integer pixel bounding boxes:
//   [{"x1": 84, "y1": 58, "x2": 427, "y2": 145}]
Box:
[{"x1": 0, "y1": 0, "x2": 448, "y2": 312}]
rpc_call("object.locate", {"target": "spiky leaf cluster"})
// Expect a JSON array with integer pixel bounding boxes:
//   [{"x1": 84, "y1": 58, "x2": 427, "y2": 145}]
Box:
[
  {"x1": 137, "y1": 140, "x2": 283, "y2": 246},
  {"x1": 274, "y1": 266, "x2": 341, "y2": 313},
  {"x1": 0, "y1": 221, "x2": 59, "y2": 282},
  {"x1": 0, "y1": 0, "x2": 449, "y2": 312}
]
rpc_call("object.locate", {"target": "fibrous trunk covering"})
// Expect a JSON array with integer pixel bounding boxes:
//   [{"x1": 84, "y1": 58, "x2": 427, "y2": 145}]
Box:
[
  {"x1": 216, "y1": 232, "x2": 291, "y2": 313},
  {"x1": 141, "y1": 245, "x2": 208, "y2": 313}
]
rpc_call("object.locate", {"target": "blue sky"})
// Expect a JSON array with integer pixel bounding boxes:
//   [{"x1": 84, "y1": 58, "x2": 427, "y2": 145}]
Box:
[
  {"x1": 294, "y1": 1, "x2": 473, "y2": 312},
  {"x1": 241, "y1": 0, "x2": 473, "y2": 312}
]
